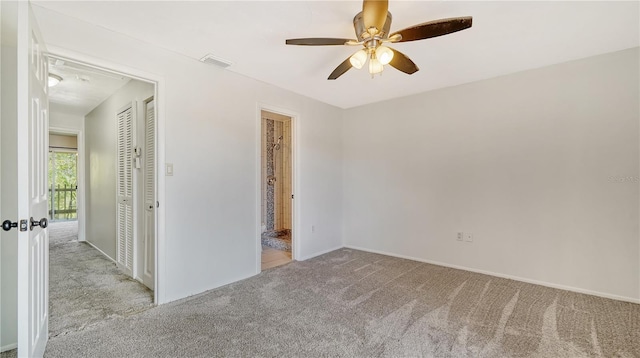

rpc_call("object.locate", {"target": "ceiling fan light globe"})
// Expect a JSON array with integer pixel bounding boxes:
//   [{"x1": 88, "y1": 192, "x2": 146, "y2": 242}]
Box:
[
  {"x1": 376, "y1": 46, "x2": 394, "y2": 65},
  {"x1": 369, "y1": 58, "x2": 384, "y2": 75},
  {"x1": 349, "y1": 49, "x2": 368, "y2": 69}
]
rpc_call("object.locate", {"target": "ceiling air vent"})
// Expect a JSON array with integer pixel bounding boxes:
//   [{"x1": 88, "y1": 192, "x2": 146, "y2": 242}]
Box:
[{"x1": 199, "y1": 54, "x2": 232, "y2": 68}]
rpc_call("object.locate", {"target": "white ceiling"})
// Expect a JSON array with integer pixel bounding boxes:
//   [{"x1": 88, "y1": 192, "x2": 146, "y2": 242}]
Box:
[
  {"x1": 48, "y1": 57, "x2": 131, "y2": 116},
  {"x1": 34, "y1": 1, "x2": 639, "y2": 109}
]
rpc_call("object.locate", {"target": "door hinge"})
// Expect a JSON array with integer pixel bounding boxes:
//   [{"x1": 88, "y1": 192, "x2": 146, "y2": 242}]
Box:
[{"x1": 20, "y1": 219, "x2": 28, "y2": 232}]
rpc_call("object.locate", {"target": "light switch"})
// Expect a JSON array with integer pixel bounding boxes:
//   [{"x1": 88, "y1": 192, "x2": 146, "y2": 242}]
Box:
[{"x1": 166, "y1": 163, "x2": 174, "y2": 176}]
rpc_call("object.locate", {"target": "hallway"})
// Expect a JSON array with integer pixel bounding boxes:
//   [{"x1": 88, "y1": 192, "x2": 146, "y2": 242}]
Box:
[{"x1": 48, "y1": 221, "x2": 153, "y2": 338}]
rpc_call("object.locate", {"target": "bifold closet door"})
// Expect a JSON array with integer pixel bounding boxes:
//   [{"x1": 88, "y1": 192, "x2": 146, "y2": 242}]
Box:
[
  {"x1": 142, "y1": 99, "x2": 155, "y2": 290},
  {"x1": 116, "y1": 104, "x2": 134, "y2": 275}
]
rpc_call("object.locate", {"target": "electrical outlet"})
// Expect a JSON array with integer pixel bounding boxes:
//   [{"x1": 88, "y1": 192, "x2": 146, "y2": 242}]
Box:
[
  {"x1": 465, "y1": 233, "x2": 473, "y2": 242},
  {"x1": 456, "y1": 232, "x2": 463, "y2": 241}
]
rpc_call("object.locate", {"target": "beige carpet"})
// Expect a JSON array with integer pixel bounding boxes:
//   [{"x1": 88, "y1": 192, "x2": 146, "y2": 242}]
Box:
[
  {"x1": 1, "y1": 221, "x2": 154, "y2": 358},
  {"x1": 47, "y1": 221, "x2": 154, "y2": 339},
  {"x1": 43, "y1": 248, "x2": 639, "y2": 357},
  {"x1": 0, "y1": 350, "x2": 15, "y2": 358}
]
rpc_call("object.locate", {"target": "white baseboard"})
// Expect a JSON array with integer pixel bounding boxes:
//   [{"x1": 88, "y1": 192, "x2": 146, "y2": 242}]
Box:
[
  {"x1": 344, "y1": 245, "x2": 640, "y2": 305},
  {"x1": 1, "y1": 343, "x2": 17, "y2": 353},
  {"x1": 297, "y1": 245, "x2": 344, "y2": 261},
  {"x1": 164, "y1": 271, "x2": 258, "y2": 304},
  {"x1": 85, "y1": 241, "x2": 116, "y2": 263}
]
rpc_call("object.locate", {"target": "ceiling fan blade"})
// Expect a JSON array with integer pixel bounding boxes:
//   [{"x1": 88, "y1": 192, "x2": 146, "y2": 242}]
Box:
[
  {"x1": 328, "y1": 57, "x2": 353, "y2": 80},
  {"x1": 362, "y1": 0, "x2": 388, "y2": 32},
  {"x1": 391, "y1": 16, "x2": 472, "y2": 43},
  {"x1": 286, "y1": 38, "x2": 355, "y2": 46},
  {"x1": 388, "y1": 48, "x2": 419, "y2": 75}
]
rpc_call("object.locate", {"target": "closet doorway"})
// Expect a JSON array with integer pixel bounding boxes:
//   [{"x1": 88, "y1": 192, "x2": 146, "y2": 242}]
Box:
[{"x1": 260, "y1": 110, "x2": 294, "y2": 270}]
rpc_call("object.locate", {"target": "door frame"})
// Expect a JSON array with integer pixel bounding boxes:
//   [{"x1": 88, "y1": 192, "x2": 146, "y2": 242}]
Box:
[
  {"x1": 48, "y1": 127, "x2": 84, "y2": 240},
  {"x1": 46, "y1": 47, "x2": 166, "y2": 304},
  {"x1": 255, "y1": 103, "x2": 300, "y2": 272}
]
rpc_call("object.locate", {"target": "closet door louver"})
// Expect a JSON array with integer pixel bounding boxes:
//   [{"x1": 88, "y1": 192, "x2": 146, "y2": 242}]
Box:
[
  {"x1": 144, "y1": 101, "x2": 154, "y2": 213},
  {"x1": 142, "y1": 99, "x2": 155, "y2": 289},
  {"x1": 116, "y1": 105, "x2": 134, "y2": 274}
]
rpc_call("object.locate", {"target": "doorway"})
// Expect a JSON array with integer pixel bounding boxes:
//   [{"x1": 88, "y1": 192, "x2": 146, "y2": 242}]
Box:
[
  {"x1": 48, "y1": 55, "x2": 157, "y2": 290},
  {"x1": 48, "y1": 133, "x2": 78, "y2": 222},
  {"x1": 260, "y1": 110, "x2": 293, "y2": 270},
  {"x1": 0, "y1": 5, "x2": 164, "y2": 354},
  {"x1": 46, "y1": 55, "x2": 158, "y2": 336}
]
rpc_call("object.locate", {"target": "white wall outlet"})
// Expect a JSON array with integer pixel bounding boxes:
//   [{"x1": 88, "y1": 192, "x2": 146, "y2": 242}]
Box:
[
  {"x1": 166, "y1": 163, "x2": 174, "y2": 176},
  {"x1": 465, "y1": 232, "x2": 473, "y2": 242},
  {"x1": 457, "y1": 232, "x2": 463, "y2": 241}
]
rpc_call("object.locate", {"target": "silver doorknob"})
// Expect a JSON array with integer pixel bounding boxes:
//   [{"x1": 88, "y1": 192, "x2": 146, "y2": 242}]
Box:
[{"x1": 29, "y1": 217, "x2": 48, "y2": 231}]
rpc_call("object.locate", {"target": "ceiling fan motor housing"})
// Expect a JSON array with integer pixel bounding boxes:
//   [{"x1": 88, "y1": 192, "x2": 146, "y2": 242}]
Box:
[{"x1": 353, "y1": 11, "x2": 393, "y2": 41}]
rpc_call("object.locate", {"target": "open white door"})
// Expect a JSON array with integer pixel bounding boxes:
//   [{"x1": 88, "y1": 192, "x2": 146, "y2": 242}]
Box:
[{"x1": 16, "y1": 2, "x2": 50, "y2": 357}]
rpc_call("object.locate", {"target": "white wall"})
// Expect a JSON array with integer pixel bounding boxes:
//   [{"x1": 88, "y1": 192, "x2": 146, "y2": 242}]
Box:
[
  {"x1": 343, "y1": 48, "x2": 640, "y2": 302},
  {"x1": 84, "y1": 79, "x2": 153, "y2": 260},
  {"x1": 33, "y1": 6, "x2": 344, "y2": 303},
  {"x1": 49, "y1": 104, "x2": 84, "y2": 130}
]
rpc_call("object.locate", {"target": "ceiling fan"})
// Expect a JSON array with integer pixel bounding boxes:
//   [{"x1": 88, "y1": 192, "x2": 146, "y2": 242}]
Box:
[{"x1": 285, "y1": 0, "x2": 472, "y2": 80}]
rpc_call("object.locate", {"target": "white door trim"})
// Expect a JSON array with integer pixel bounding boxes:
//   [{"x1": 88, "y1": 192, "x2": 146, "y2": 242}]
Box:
[
  {"x1": 44, "y1": 46, "x2": 167, "y2": 305},
  {"x1": 255, "y1": 103, "x2": 301, "y2": 273},
  {"x1": 48, "y1": 126, "x2": 84, "y2": 242}
]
